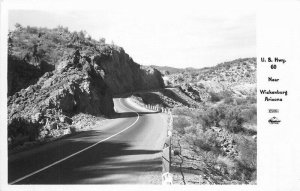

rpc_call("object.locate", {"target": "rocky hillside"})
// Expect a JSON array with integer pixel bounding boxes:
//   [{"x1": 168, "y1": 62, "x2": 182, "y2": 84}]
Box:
[
  {"x1": 93, "y1": 48, "x2": 164, "y2": 94},
  {"x1": 8, "y1": 51, "x2": 113, "y2": 148},
  {"x1": 7, "y1": 24, "x2": 164, "y2": 149},
  {"x1": 158, "y1": 58, "x2": 256, "y2": 85},
  {"x1": 134, "y1": 58, "x2": 257, "y2": 184},
  {"x1": 134, "y1": 58, "x2": 256, "y2": 108},
  {"x1": 8, "y1": 24, "x2": 164, "y2": 96},
  {"x1": 160, "y1": 58, "x2": 256, "y2": 102}
]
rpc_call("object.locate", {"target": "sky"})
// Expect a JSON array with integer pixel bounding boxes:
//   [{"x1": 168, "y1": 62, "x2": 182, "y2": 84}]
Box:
[{"x1": 8, "y1": 0, "x2": 256, "y2": 68}]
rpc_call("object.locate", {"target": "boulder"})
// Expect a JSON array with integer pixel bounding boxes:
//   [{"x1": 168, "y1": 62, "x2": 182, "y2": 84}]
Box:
[
  {"x1": 31, "y1": 112, "x2": 42, "y2": 123},
  {"x1": 59, "y1": 116, "x2": 73, "y2": 124}
]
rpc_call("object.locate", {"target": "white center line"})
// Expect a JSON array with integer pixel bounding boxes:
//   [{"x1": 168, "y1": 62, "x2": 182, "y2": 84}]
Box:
[{"x1": 10, "y1": 98, "x2": 139, "y2": 184}]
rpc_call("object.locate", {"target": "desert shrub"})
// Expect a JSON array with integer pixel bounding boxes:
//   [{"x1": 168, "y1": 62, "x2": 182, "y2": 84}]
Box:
[
  {"x1": 224, "y1": 97, "x2": 234, "y2": 104},
  {"x1": 246, "y1": 96, "x2": 257, "y2": 104},
  {"x1": 26, "y1": 26, "x2": 38, "y2": 34},
  {"x1": 209, "y1": 90, "x2": 232, "y2": 103},
  {"x1": 193, "y1": 103, "x2": 251, "y2": 134},
  {"x1": 240, "y1": 105, "x2": 257, "y2": 124},
  {"x1": 209, "y1": 91, "x2": 222, "y2": 102},
  {"x1": 172, "y1": 107, "x2": 194, "y2": 117},
  {"x1": 184, "y1": 123, "x2": 203, "y2": 135},
  {"x1": 221, "y1": 107, "x2": 244, "y2": 133},
  {"x1": 8, "y1": 117, "x2": 41, "y2": 146},
  {"x1": 235, "y1": 97, "x2": 248, "y2": 105},
  {"x1": 193, "y1": 129, "x2": 220, "y2": 152},
  {"x1": 176, "y1": 75, "x2": 185, "y2": 83},
  {"x1": 234, "y1": 135, "x2": 257, "y2": 182},
  {"x1": 201, "y1": 151, "x2": 219, "y2": 166},
  {"x1": 184, "y1": 125, "x2": 220, "y2": 152},
  {"x1": 200, "y1": 105, "x2": 227, "y2": 128},
  {"x1": 173, "y1": 116, "x2": 191, "y2": 134},
  {"x1": 200, "y1": 107, "x2": 219, "y2": 127},
  {"x1": 69, "y1": 126, "x2": 77, "y2": 134},
  {"x1": 217, "y1": 155, "x2": 235, "y2": 168},
  {"x1": 216, "y1": 155, "x2": 237, "y2": 176}
]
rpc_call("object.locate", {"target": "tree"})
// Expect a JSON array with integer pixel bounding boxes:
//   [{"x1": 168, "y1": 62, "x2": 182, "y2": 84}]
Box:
[
  {"x1": 78, "y1": 30, "x2": 86, "y2": 40},
  {"x1": 15, "y1": 23, "x2": 22, "y2": 30},
  {"x1": 8, "y1": 32, "x2": 13, "y2": 55},
  {"x1": 99, "y1": 37, "x2": 106, "y2": 45}
]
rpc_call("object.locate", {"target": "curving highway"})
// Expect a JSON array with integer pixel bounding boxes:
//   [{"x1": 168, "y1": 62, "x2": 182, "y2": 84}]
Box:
[{"x1": 8, "y1": 98, "x2": 168, "y2": 184}]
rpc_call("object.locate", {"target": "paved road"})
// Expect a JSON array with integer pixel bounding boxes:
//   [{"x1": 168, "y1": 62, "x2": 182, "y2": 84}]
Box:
[{"x1": 8, "y1": 98, "x2": 168, "y2": 184}]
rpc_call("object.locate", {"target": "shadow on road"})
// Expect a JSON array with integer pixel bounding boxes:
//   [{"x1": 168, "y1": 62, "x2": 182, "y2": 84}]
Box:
[
  {"x1": 9, "y1": 98, "x2": 163, "y2": 184},
  {"x1": 11, "y1": 139, "x2": 161, "y2": 184}
]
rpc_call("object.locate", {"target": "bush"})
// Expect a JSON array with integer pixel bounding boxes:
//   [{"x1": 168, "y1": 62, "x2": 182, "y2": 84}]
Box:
[
  {"x1": 184, "y1": 123, "x2": 203, "y2": 135},
  {"x1": 173, "y1": 116, "x2": 191, "y2": 134},
  {"x1": 224, "y1": 97, "x2": 234, "y2": 104},
  {"x1": 69, "y1": 126, "x2": 77, "y2": 134},
  {"x1": 217, "y1": 155, "x2": 237, "y2": 176},
  {"x1": 240, "y1": 105, "x2": 257, "y2": 124},
  {"x1": 184, "y1": 124, "x2": 220, "y2": 152},
  {"x1": 193, "y1": 129, "x2": 220, "y2": 152},
  {"x1": 172, "y1": 107, "x2": 194, "y2": 117},
  {"x1": 235, "y1": 98, "x2": 248, "y2": 105},
  {"x1": 246, "y1": 96, "x2": 257, "y2": 104},
  {"x1": 209, "y1": 91, "x2": 222, "y2": 102},
  {"x1": 8, "y1": 117, "x2": 41, "y2": 146},
  {"x1": 200, "y1": 106, "x2": 226, "y2": 128},
  {"x1": 234, "y1": 135, "x2": 257, "y2": 181},
  {"x1": 221, "y1": 107, "x2": 244, "y2": 133}
]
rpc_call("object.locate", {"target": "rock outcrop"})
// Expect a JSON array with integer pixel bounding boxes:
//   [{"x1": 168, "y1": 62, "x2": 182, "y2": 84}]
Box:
[
  {"x1": 8, "y1": 25, "x2": 164, "y2": 97},
  {"x1": 7, "y1": 55, "x2": 54, "y2": 96},
  {"x1": 7, "y1": 25, "x2": 165, "y2": 149},
  {"x1": 8, "y1": 52, "x2": 114, "y2": 147},
  {"x1": 93, "y1": 47, "x2": 164, "y2": 94},
  {"x1": 156, "y1": 58, "x2": 256, "y2": 102}
]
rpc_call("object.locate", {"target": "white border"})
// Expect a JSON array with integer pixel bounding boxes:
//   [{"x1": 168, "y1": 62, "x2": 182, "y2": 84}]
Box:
[{"x1": 2, "y1": 0, "x2": 300, "y2": 190}]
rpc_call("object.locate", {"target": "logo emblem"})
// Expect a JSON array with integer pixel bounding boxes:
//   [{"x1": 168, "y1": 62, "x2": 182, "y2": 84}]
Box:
[
  {"x1": 268, "y1": 116, "x2": 281, "y2": 124},
  {"x1": 268, "y1": 109, "x2": 279, "y2": 113}
]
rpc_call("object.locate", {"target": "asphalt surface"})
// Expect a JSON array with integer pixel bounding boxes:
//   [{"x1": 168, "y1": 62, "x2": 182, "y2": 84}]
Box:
[{"x1": 8, "y1": 98, "x2": 168, "y2": 184}]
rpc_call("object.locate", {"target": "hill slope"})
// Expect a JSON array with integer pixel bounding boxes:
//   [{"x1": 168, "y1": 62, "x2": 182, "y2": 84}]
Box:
[
  {"x1": 7, "y1": 25, "x2": 164, "y2": 149},
  {"x1": 134, "y1": 58, "x2": 257, "y2": 184},
  {"x1": 160, "y1": 58, "x2": 256, "y2": 102},
  {"x1": 8, "y1": 25, "x2": 164, "y2": 96}
]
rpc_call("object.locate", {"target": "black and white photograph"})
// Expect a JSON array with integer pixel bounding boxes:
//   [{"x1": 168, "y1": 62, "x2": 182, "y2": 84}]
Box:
[{"x1": 1, "y1": 0, "x2": 300, "y2": 190}]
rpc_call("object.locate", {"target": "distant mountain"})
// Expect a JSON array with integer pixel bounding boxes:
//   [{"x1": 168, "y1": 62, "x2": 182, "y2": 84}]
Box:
[
  {"x1": 150, "y1": 65, "x2": 208, "y2": 75},
  {"x1": 149, "y1": 65, "x2": 185, "y2": 75}
]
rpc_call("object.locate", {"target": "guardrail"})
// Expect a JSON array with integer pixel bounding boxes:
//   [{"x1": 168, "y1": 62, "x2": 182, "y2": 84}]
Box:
[
  {"x1": 161, "y1": 108, "x2": 173, "y2": 185},
  {"x1": 143, "y1": 104, "x2": 173, "y2": 184}
]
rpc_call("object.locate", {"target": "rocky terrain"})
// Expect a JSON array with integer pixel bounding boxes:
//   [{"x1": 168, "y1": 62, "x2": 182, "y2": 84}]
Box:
[
  {"x1": 7, "y1": 25, "x2": 164, "y2": 149},
  {"x1": 136, "y1": 58, "x2": 257, "y2": 184},
  {"x1": 154, "y1": 58, "x2": 256, "y2": 103},
  {"x1": 134, "y1": 58, "x2": 256, "y2": 107},
  {"x1": 7, "y1": 24, "x2": 256, "y2": 185},
  {"x1": 8, "y1": 25, "x2": 164, "y2": 96}
]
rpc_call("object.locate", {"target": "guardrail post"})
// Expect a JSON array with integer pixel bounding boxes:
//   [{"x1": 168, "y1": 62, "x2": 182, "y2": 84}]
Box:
[
  {"x1": 169, "y1": 132, "x2": 171, "y2": 171},
  {"x1": 162, "y1": 112, "x2": 173, "y2": 185}
]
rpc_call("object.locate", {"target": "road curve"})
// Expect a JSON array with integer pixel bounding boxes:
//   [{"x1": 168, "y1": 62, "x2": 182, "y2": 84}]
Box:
[{"x1": 8, "y1": 98, "x2": 168, "y2": 184}]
